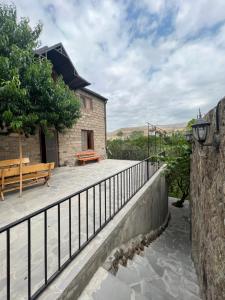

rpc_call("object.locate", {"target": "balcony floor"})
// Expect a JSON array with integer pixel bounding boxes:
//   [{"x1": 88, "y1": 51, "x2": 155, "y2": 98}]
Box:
[
  {"x1": 0, "y1": 159, "x2": 158, "y2": 300},
  {"x1": 0, "y1": 159, "x2": 139, "y2": 228}
]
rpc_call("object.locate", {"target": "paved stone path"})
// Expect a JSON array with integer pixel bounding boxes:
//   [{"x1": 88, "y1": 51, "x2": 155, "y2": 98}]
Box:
[{"x1": 79, "y1": 199, "x2": 202, "y2": 300}]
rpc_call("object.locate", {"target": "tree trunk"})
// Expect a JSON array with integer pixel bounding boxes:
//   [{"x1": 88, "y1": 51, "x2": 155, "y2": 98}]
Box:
[
  {"x1": 19, "y1": 135, "x2": 22, "y2": 197},
  {"x1": 172, "y1": 193, "x2": 188, "y2": 207}
]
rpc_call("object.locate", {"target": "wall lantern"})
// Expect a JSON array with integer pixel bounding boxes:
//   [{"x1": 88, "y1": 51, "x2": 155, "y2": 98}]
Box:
[
  {"x1": 191, "y1": 105, "x2": 220, "y2": 150},
  {"x1": 184, "y1": 130, "x2": 193, "y2": 143},
  {"x1": 192, "y1": 111, "x2": 210, "y2": 145}
]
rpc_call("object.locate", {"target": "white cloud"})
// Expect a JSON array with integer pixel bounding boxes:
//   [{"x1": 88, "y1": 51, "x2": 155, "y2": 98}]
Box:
[
  {"x1": 175, "y1": 0, "x2": 225, "y2": 38},
  {"x1": 2, "y1": 0, "x2": 225, "y2": 130}
]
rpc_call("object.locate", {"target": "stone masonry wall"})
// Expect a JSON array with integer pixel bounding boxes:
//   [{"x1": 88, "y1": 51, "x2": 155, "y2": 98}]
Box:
[
  {"x1": 0, "y1": 133, "x2": 41, "y2": 163},
  {"x1": 58, "y1": 89, "x2": 107, "y2": 166},
  {"x1": 0, "y1": 90, "x2": 106, "y2": 165},
  {"x1": 190, "y1": 97, "x2": 225, "y2": 300}
]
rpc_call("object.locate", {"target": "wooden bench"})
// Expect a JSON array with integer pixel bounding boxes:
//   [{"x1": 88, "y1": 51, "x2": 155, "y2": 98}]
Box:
[
  {"x1": 0, "y1": 162, "x2": 55, "y2": 200},
  {"x1": 76, "y1": 151, "x2": 100, "y2": 165},
  {"x1": 0, "y1": 157, "x2": 30, "y2": 168}
]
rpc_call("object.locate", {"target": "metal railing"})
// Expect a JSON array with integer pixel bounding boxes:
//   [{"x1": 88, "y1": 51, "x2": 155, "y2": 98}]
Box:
[{"x1": 0, "y1": 157, "x2": 162, "y2": 300}]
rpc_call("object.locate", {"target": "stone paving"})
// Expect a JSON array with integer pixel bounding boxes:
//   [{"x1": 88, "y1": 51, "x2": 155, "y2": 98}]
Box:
[
  {"x1": 0, "y1": 159, "x2": 158, "y2": 300},
  {"x1": 79, "y1": 199, "x2": 202, "y2": 300},
  {"x1": 0, "y1": 159, "x2": 140, "y2": 227}
]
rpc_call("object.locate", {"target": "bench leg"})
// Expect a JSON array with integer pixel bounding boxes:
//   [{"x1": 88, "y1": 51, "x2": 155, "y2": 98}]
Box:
[
  {"x1": 44, "y1": 177, "x2": 50, "y2": 187},
  {"x1": 0, "y1": 191, "x2": 4, "y2": 201}
]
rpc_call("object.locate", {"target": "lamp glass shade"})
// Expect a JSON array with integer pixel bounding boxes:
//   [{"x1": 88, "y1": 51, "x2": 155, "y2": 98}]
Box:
[
  {"x1": 192, "y1": 117, "x2": 210, "y2": 144},
  {"x1": 198, "y1": 126, "x2": 207, "y2": 141}
]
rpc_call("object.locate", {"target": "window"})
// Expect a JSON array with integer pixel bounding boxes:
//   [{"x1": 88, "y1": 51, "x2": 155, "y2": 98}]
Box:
[
  {"x1": 81, "y1": 130, "x2": 94, "y2": 150},
  {"x1": 80, "y1": 95, "x2": 93, "y2": 111}
]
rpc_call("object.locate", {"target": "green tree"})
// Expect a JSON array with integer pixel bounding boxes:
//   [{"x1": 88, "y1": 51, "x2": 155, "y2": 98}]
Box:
[
  {"x1": 186, "y1": 118, "x2": 196, "y2": 130},
  {"x1": 116, "y1": 130, "x2": 124, "y2": 138},
  {"x1": 163, "y1": 143, "x2": 191, "y2": 207},
  {"x1": 129, "y1": 130, "x2": 144, "y2": 140},
  {"x1": 0, "y1": 4, "x2": 80, "y2": 157},
  {"x1": 160, "y1": 128, "x2": 192, "y2": 207}
]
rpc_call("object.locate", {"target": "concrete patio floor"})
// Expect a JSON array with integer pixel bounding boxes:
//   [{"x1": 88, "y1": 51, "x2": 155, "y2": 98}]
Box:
[
  {"x1": 0, "y1": 159, "x2": 138, "y2": 227},
  {"x1": 0, "y1": 159, "x2": 158, "y2": 300}
]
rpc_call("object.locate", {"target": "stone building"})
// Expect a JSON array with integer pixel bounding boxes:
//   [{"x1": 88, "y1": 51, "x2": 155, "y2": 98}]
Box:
[{"x1": 0, "y1": 43, "x2": 107, "y2": 166}]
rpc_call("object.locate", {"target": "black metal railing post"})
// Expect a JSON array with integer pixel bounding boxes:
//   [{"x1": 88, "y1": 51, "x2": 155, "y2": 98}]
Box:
[
  {"x1": 28, "y1": 218, "x2": 31, "y2": 300},
  {"x1": 44, "y1": 211, "x2": 48, "y2": 285},
  {"x1": 147, "y1": 158, "x2": 149, "y2": 180},
  {"x1": 6, "y1": 229, "x2": 10, "y2": 300}
]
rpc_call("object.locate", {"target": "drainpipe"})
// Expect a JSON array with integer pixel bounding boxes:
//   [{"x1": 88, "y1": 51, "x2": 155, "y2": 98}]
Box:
[{"x1": 104, "y1": 101, "x2": 107, "y2": 158}]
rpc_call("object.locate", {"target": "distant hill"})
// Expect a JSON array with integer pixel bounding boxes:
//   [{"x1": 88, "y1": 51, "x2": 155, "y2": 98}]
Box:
[{"x1": 107, "y1": 123, "x2": 186, "y2": 140}]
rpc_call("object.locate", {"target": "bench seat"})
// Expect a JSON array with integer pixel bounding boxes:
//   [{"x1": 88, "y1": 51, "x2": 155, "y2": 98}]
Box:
[
  {"x1": 0, "y1": 172, "x2": 49, "y2": 185},
  {"x1": 76, "y1": 151, "x2": 100, "y2": 165}
]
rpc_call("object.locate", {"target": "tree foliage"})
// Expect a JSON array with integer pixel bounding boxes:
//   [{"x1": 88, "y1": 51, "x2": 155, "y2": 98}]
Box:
[
  {"x1": 0, "y1": 4, "x2": 80, "y2": 137},
  {"x1": 186, "y1": 118, "x2": 196, "y2": 130},
  {"x1": 160, "y1": 131, "x2": 191, "y2": 206},
  {"x1": 129, "y1": 130, "x2": 144, "y2": 140},
  {"x1": 107, "y1": 134, "x2": 167, "y2": 160},
  {"x1": 116, "y1": 130, "x2": 124, "y2": 137},
  {"x1": 108, "y1": 128, "x2": 192, "y2": 206}
]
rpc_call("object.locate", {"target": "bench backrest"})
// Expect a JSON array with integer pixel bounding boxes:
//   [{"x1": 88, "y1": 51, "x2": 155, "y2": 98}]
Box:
[
  {"x1": 0, "y1": 158, "x2": 30, "y2": 168},
  {"x1": 76, "y1": 151, "x2": 98, "y2": 158},
  {"x1": 1, "y1": 163, "x2": 55, "y2": 178}
]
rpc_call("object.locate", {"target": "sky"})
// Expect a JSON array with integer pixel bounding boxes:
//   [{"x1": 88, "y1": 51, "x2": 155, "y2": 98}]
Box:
[{"x1": 3, "y1": 0, "x2": 225, "y2": 131}]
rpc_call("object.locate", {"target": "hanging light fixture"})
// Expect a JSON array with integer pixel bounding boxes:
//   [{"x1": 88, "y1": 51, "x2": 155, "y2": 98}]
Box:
[{"x1": 191, "y1": 106, "x2": 220, "y2": 150}]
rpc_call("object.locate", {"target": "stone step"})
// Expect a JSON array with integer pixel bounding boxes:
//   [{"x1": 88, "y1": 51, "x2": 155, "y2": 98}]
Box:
[
  {"x1": 79, "y1": 201, "x2": 202, "y2": 300},
  {"x1": 144, "y1": 241, "x2": 200, "y2": 297},
  {"x1": 140, "y1": 278, "x2": 177, "y2": 300},
  {"x1": 79, "y1": 266, "x2": 148, "y2": 300}
]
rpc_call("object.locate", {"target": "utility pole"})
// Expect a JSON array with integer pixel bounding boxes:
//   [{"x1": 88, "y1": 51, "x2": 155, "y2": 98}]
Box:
[
  {"x1": 146, "y1": 122, "x2": 163, "y2": 178},
  {"x1": 146, "y1": 123, "x2": 150, "y2": 180},
  {"x1": 160, "y1": 133, "x2": 162, "y2": 152}
]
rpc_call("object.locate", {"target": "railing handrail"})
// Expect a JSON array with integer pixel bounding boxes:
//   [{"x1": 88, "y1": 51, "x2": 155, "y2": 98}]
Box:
[{"x1": 0, "y1": 156, "x2": 159, "y2": 234}]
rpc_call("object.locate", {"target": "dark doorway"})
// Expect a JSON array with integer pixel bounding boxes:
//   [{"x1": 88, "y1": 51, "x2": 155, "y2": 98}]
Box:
[
  {"x1": 40, "y1": 130, "x2": 59, "y2": 166},
  {"x1": 81, "y1": 130, "x2": 94, "y2": 150}
]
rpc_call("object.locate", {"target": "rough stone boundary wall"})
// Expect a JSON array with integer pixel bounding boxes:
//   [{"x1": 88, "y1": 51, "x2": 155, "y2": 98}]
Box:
[
  {"x1": 190, "y1": 97, "x2": 225, "y2": 300},
  {"x1": 40, "y1": 166, "x2": 168, "y2": 300}
]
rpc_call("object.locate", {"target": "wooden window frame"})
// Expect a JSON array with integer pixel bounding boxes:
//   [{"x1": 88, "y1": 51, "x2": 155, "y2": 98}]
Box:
[{"x1": 81, "y1": 130, "x2": 94, "y2": 150}]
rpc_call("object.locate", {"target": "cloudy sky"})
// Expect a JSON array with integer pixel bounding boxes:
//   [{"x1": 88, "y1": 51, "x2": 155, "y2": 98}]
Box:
[{"x1": 4, "y1": 0, "x2": 225, "y2": 131}]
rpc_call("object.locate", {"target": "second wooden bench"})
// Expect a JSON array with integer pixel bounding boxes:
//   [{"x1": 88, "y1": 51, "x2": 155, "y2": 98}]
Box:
[{"x1": 76, "y1": 151, "x2": 100, "y2": 165}]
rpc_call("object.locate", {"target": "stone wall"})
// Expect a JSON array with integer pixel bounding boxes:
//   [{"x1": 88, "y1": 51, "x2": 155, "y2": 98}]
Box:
[
  {"x1": 190, "y1": 97, "x2": 225, "y2": 300},
  {"x1": 58, "y1": 89, "x2": 107, "y2": 166},
  {"x1": 0, "y1": 89, "x2": 106, "y2": 165},
  {"x1": 0, "y1": 133, "x2": 41, "y2": 162}
]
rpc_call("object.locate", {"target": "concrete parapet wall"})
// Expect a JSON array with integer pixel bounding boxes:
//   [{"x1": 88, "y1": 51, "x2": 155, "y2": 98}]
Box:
[{"x1": 40, "y1": 166, "x2": 168, "y2": 300}]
